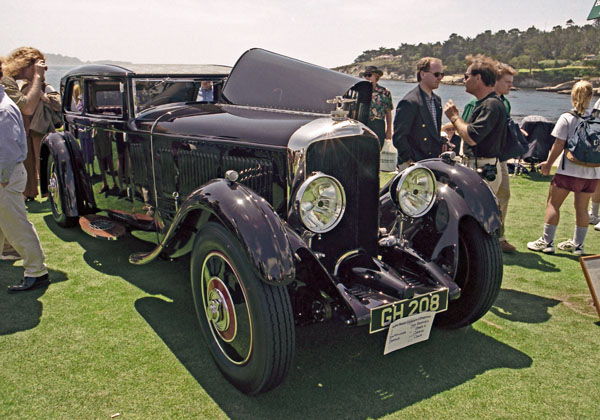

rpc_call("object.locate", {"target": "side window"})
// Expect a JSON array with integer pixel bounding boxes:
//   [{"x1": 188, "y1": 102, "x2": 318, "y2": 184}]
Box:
[
  {"x1": 132, "y1": 79, "x2": 197, "y2": 115},
  {"x1": 67, "y1": 80, "x2": 83, "y2": 113},
  {"x1": 88, "y1": 80, "x2": 124, "y2": 116},
  {"x1": 196, "y1": 80, "x2": 215, "y2": 102}
]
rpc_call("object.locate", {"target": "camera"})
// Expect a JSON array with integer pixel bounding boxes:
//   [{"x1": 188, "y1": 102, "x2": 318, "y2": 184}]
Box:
[{"x1": 476, "y1": 163, "x2": 497, "y2": 182}]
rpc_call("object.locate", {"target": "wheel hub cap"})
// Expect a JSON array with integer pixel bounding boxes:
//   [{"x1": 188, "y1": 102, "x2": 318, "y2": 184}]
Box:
[
  {"x1": 47, "y1": 169, "x2": 63, "y2": 215},
  {"x1": 207, "y1": 287, "x2": 230, "y2": 332},
  {"x1": 205, "y1": 277, "x2": 236, "y2": 342}
]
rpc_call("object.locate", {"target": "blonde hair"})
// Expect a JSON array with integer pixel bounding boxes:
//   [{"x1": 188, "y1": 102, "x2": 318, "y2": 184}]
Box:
[
  {"x1": 571, "y1": 80, "x2": 594, "y2": 116},
  {"x1": 496, "y1": 62, "x2": 517, "y2": 78},
  {"x1": 441, "y1": 122, "x2": 455, "y2": 132},
  {"x1": 2, "y1": 47, "x2": 45, "y2": 78}
]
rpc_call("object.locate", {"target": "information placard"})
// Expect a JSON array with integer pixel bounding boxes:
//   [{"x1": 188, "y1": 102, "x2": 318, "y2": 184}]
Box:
[
  {"x1": 579, "y1": 255, "x2": 600, "y2": 319},
  {"x1": 384, "y1": 312, "x2": 435, "y2": 355}
]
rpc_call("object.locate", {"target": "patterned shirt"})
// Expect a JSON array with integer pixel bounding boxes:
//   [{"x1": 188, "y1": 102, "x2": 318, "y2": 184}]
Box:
[
  {"x1": 423, "y1": 90, "x2": 438, "y2": 132},
  {"x1": 369, "y1": 84, "x2": 393, "y2": 121}
]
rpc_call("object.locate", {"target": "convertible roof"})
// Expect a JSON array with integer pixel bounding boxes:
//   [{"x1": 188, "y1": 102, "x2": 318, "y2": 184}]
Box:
[
  {"x1": 221, "y1": 48, "x2": 371, "y2": 114},
  {"x1": 62, "y1": 63, "x2": 231, "y2": 79}
]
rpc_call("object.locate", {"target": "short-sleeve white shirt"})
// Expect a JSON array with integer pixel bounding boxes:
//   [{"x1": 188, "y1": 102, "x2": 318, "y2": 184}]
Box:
[{"x1": 553, "y1": 111, "x2": 600, "y2": 179}]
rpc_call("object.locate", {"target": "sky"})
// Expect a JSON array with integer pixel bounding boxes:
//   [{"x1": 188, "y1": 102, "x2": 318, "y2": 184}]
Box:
[{"x1": 1, "y1": 0, "x2": 597, "y2": 68}]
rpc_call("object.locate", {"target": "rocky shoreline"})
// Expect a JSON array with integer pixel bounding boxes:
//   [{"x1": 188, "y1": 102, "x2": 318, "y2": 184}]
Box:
[
  {"x1": 533, "y1": 79, "x2": 600, "y2": 94},
  {"x1": 338, "y1": 64, "x2": 600, "y2": 93}
]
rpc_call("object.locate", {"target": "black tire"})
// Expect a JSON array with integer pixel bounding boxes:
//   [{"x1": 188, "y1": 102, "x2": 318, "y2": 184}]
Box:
[
  {"x1": 435, "y1": 219, "x2": 503, "y2": 329},
  {"x1": 190, "y1": 222, "x2": 295, "y2": 395},
  {"x1": 46, "y1": 154, "x2": 78, "y2": 227}
]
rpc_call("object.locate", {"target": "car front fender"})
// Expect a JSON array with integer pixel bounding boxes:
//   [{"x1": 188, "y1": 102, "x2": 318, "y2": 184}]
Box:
[
  {"x1": 139, "y1": 178, "x2": 296, "y2": 286},
  {"x1": 379, "y1": 158, "x2": 501, "y2": 279},
  {"x1": 380, "y1": 158, "x2": 501, "y2": 236}
]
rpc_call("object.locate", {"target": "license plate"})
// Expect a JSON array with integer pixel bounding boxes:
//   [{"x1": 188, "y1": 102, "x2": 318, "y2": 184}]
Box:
[{"x1": 369, "y1": 289, "x2": 449, "y2": 334}]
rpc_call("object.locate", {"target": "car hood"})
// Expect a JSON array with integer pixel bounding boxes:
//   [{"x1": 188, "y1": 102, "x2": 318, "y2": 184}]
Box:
[{"x1": 221, "y1": 48, "x2": 371, "y2": 114}]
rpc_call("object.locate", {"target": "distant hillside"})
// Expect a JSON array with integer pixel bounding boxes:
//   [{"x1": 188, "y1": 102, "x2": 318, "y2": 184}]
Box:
[
  {"x1": 45, "y1": 53, "x2": 83, "y2": 65},
  {"x1": 45, "y1": 52, "x2": 132, "y2": 67},
  {"x1": 337, "y1": 22, "x2": 600, "y2": 86}
]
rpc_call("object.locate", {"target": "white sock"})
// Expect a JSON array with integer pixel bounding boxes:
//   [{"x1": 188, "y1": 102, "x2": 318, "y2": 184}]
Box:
[
  {"x1": 591, "y1": 201, "x2": 600, "y2": 217},
  {"x1": 574, "y1": 226, "x2": 587, "y2": 247},
  {"x1": 543, "y1": 224, "x2": 557, "y2": 244}
]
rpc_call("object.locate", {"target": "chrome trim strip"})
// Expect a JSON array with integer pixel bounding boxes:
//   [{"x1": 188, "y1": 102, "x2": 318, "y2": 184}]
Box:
[
  {"x1": 218, "y1": 103, "x2": 326, "y2": 117},
  {"x1": 149, "y1": 110, "x2": 175, "y2": 221},
  {"x1": 286, "y1": 117, "x2": 374, "y2": 213},
  {"x1": 333, "y1": 249, "x2": 362, "y2": 277}
]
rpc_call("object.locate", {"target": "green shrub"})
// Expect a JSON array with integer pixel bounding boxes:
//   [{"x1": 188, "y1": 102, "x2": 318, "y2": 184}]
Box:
[
  {"x1": 515, "y1": 66, "x2": 600, "y2": 84},
  {"x1": 537, "y1": 59, "x2": 571, "y2": 69}
]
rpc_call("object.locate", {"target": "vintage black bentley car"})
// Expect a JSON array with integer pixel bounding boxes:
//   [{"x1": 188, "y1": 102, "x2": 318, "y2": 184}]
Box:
[{"x1": 41, "y1": 48, "x2": 502, "y2": 395}]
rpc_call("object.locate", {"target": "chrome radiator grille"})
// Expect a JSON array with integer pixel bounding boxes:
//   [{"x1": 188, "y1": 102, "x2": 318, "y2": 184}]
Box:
[{"x1": 305, "y1": 135, "x2": 380, "y2": 270}]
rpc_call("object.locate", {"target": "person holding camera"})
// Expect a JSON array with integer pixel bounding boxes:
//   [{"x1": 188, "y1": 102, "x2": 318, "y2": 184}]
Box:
[
  {"x1": 0, "y1": 47, "x2": 48, "y2": 201},
  {"x1": 443, "y1": 56, "x2": 507, "y2": 195},
  {"x1": 460, "y1": 62, "x2": 519, "y2": 253}
]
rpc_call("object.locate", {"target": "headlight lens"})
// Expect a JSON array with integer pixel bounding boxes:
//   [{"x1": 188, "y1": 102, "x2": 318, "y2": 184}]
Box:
[
  {"x1": 296, "y1": 173, "x2": 346, "y2": 233},
  {"x1": 394, "y1": 166, "x2": 437, "y2": 217}
]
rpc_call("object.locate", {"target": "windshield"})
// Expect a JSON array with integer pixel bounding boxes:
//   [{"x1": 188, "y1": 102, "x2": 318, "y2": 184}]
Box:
[{"x1": 132, "y1": 79, "x2": 203, "y2": 114}]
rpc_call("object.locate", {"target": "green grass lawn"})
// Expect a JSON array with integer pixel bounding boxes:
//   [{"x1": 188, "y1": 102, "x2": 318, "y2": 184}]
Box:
[{"x1": 1, "y1": 170, "x2": 599, "y2": 420}]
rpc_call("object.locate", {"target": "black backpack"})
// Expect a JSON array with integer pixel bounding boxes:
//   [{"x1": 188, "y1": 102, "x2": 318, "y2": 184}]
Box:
[
  {"x1": 564, "y1": 111, "x2": 600, "y2": 167},
  {"x1": 499, "y1": 117, "x2": 529, "y2": 161}
]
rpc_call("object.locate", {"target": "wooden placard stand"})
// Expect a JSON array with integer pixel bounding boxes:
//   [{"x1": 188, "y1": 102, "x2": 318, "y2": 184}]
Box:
[{"x1": 579, "y1": 255, "x2": 600, "y2": 319}]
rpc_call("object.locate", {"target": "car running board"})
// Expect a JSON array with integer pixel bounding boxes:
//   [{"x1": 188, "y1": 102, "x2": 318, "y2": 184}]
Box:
[
  {"x1": 106, "y1": 209, "x2": 156, "y2": 231},
  {"x1": 79, "y1": 215, "x2": 126, "y2": 240}
]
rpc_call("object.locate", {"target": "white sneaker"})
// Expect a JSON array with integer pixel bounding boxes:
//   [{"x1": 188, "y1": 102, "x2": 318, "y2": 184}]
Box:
[
  {"x1": 557, "y1": 239, "x2": 584, "y2": 256},
  {"x1": 590, "y1": 213, "x2": 600, "y2": 225},
  {"x1": 527, "y1": 237, "x2": 555, "y2": 254},
  {"x1": 594, "y1": 221, "x2": 600, "y2": 231}
]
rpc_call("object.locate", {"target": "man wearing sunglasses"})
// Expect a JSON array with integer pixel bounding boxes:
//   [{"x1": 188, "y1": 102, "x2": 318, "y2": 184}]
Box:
[
  {"x1": 460, "y1": 62, "x2": 519, "y2": 253},
  {"x1": 393, "y1": 57, "x2": 444, "y2": 170},
  {"x1": 443, "y1": 56, "x2": 507, "y2": 195}
]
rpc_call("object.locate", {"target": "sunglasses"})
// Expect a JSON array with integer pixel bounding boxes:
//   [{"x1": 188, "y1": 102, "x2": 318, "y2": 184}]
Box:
[
  {"x1": 364, "y1": 73, "x2": 373, "y2": 77},
  {"x1": 426, "y1": 71, "x2": 445, "y2": 78}
]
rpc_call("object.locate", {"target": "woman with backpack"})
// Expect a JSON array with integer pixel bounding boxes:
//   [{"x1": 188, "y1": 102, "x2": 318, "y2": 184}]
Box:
[{"x1": 527, "y1": 80, "x2": 600, "y2": 256}]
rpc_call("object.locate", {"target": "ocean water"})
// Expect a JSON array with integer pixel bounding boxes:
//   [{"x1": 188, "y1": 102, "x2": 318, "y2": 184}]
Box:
[
  {"x1": 380, "y1": 79, "x2": 575, "y2": 124},
  {"x1": 45, "y1": 65, "x2": 575, "y2": 124}
]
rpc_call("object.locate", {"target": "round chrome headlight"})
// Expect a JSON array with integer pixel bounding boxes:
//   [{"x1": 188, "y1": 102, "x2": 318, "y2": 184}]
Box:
[
  {"x1": 296, "y1": 173, "x2": 346, "y2": 233},
  {"x1": 394, "y1": 166, "x2": 437, "y2": 218}
]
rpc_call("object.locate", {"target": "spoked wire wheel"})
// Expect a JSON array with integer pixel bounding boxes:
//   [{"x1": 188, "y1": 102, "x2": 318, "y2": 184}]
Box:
[
  {"x1": 191, "y1": 222, "x2": 295, "y2": 394},
  {"x1": 201, "y1": 251, "x2": 252, "y2": 365}
]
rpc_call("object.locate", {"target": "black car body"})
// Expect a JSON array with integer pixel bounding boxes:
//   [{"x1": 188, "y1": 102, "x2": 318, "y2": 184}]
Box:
[{"x1": 42, "y1": 48, "x2": 503, "y2": 395}]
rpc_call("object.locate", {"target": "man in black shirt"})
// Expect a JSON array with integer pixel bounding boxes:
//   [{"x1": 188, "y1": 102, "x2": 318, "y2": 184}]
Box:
[{"x1": 443, "y1": 56, "x2": 507, "y2": 194}]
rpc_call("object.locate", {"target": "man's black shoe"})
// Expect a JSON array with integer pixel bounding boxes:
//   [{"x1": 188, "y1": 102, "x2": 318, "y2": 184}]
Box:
[{"x1": 8, "y1": 274, "x2": 49, "y2": 292}]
